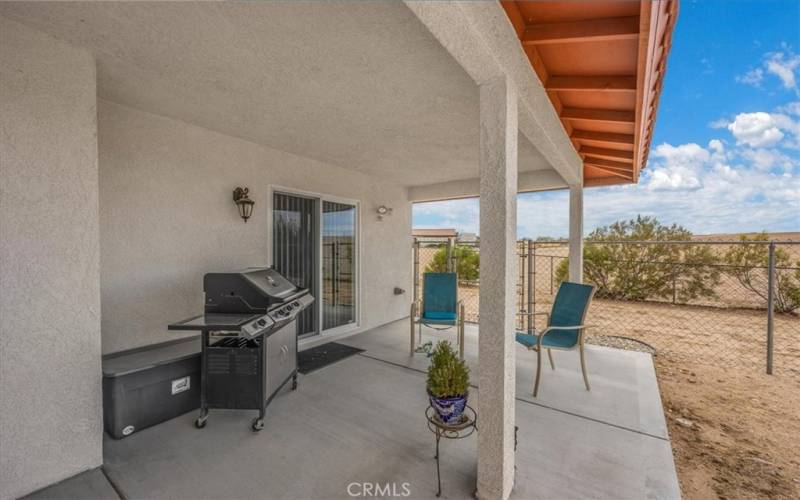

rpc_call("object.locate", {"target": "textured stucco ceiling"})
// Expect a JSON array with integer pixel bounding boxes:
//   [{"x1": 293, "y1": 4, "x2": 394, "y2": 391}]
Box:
[{"x1": 0, "y1": 1, "x2": 553, "y2": 187}]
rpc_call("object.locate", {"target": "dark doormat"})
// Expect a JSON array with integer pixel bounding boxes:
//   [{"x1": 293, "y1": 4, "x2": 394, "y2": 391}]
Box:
[{"x1": 298, "y1": 342, "x2": 364, "y2": 374}]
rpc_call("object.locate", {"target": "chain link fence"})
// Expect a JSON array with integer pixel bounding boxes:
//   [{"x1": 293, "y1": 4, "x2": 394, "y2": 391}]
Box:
[{"x1": 413, "y1": 237, "x2": 800, "y2": 376}]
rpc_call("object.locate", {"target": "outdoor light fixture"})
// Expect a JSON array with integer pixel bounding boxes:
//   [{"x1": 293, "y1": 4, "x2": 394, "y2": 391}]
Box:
[
  {"x1": 233, "y1": 187, "x2": 255, "y2": 223},
  {"x1": 376, "y1": 205, "x2": 393, "y2": 220}
]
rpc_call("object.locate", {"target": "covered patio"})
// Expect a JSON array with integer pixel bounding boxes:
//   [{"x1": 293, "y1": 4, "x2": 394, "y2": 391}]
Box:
[
  {"x1": 31, "y1": 320, "x2": 678, "y2": 499},
  {"x1": 1, "y1": 1, "x2": 677, "y2": 499}
]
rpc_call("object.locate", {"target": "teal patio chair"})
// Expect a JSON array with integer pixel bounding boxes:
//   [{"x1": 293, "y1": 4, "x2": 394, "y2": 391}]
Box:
[
  {"x1": 515, "y1": 281, "x2": 595, "y2": 397},
  {"x1": 410, "y1": 273, "x2": 465, "y2": 358}
]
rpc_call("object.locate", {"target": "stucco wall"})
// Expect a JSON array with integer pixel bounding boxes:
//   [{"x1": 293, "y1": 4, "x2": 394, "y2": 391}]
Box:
[
  {"x1": 98, "y1": 101, "x2": 412, "y2": 354},
  {"x1": 0, "y1": 17, "x2": 102, "y2": 499}
]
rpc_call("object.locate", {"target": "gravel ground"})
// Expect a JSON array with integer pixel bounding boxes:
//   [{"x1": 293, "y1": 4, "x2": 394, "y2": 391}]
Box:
[
  {"x1": 655, "y1": 357, "x2": 800, "y2": 499},
  {"x1": 586, "y1": 334, "x2": 656, "y2": 354}
]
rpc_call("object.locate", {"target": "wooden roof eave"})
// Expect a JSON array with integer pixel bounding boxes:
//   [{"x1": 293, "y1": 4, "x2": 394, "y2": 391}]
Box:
[{"x1": 501, "y1": 1, "x2": 679, "y2": 188}]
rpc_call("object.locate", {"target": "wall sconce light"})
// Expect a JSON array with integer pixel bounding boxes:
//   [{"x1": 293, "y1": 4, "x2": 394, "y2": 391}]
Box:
[
  {"x1": 233, "y1": 187, "x2": 255, "y2": 223},
  {"x1": 376, "y1": 205, "x2": 393, "y2": 220}
]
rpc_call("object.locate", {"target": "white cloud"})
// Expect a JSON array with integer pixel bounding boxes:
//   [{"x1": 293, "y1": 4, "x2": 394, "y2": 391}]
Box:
[
  {"x1": 647, "y1": 168, "x2": 702, "y2": 191},
  {"x1": 708, "y1": 139, "x2": 725, "y2": 155},
  {"x1": 516, "y1": 193, "x2": 568, "y2": 238},
  {"x1": 727, "y1": 112, "x2": 785, "y2": 147},
  {"x1": 770, "y1": 112, "x2": 800, "y2": 148},
  {"x1": 652, "y1": 142, "x2": 711, "y2": 165},
  {"x1": 739, "y1": 148, "x2": 797, "y2": 172},
  {"x1": 414, "y1": 159, "x2": 800, "y2": 238},
  {"x1": 736, "y1": 67, "x2": 764, "y2": 87},
  {"x1": 709, "y1": 117, "x2": 730, "y2": 129},
  {"x1": 714, "y1": 105, "x2": 800, "y2": 149},
  {"x1": 582, "y1": 161, "x2": 799, "y2": 236},
  {"x1": 413, "y1": 198, "x2": 479, "y2": 234},
  {"x1": 644, "y1": 142, "x2": 708, "y2": 191},
  {"x1": 777, "y1": 101, "x2": 800, "y2": 116},
  {"x1": 712, "y1": 163, "x2": 740, "y2": 182},
  {"x1": 737, "y1": 48, "x2": 800, "y2": 94},
  {"x1": 765, "y1": 51, "x2": 800, "y2": 91}
]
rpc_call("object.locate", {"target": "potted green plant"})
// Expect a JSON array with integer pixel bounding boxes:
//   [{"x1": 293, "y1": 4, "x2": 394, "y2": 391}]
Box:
[{"x1": 426, "y1": 341, "x2": 470, "y2": 424}]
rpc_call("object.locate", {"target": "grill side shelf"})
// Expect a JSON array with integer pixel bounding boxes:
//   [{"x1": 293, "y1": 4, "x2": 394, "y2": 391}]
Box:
[{"x1": 168, "y1": 313, "x2": 262, "y2": 332}]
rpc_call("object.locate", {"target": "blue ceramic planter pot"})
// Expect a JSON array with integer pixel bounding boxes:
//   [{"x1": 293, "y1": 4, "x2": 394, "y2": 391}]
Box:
[{"x1": 428, "y1": 392, "x2": 468, "y2": 424}]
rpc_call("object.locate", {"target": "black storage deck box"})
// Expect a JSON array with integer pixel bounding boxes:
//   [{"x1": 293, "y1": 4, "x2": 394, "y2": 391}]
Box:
[{"x1": 102, "y1": 337, "x2": 200, "y2": 439}]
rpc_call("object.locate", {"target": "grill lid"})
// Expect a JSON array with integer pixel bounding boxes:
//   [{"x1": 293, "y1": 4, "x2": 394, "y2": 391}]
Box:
[
  {"x1": 241, "y1": 267, "x2": 297, "y2": 300},
  {"x1": 204, "y1": 267, "x2": 305, "y2": 314}
]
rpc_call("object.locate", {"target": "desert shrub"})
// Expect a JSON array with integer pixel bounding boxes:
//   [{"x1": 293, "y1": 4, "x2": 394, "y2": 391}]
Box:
[
  {"x1": 426, "y1": 341, "x2": 470, "y2": 397},
  {"x1": 723, "y1": 233, "x2": 800, "y2": 314},
  {"x1": 425, "y1": 245, "x2": 480, "y2": 281},
  {"x1": 555, "y1": 216, "x2": 721, "y2": 302}
]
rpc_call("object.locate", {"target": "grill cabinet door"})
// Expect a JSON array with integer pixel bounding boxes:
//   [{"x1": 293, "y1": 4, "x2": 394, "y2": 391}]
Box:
[
  {"x1": 265, "y1": 321, "x2": 297, "y2": 398},
  {"x1": 206, "y1": 343, "x2": 261, "y2": 409}
]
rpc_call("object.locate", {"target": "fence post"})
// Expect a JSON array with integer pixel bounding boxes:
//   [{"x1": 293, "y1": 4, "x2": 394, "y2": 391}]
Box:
[
  {"x1": 671, "y1": 265, "x2": 677, "y2": 305},
  {"x1": 413, "y1": 239, "x2": 420, "y2": 305},
  {"x1": 446, "y1": 238, "x2": 454, "y2": 273},
  {"x1": 518, "y1": 242, "x2": 525, "y2": 329},
  {"x1": 527, "y1": 239, "x2": 533, "y2": 334},
  {"x1": 532, "y1": 241, "x2": 537, "y2": 317},
  {"x1": 766, "y1": 241, "x2": 775, "y2": 375}
]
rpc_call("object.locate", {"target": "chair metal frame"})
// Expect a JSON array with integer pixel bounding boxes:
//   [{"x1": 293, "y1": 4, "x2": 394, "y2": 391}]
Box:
[{"x1": 516, "y1": 283, "x2": 596, "y2": 398}]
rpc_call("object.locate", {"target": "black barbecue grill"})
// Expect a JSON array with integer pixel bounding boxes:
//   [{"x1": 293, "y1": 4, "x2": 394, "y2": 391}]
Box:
[{"x1": 169, "y1": 267, "x2": 314, "y2": 431}]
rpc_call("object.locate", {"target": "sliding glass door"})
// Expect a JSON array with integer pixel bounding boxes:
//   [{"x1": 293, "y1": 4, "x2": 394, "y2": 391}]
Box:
[
  {"x1": 272, "y1": 191, "x2": 357, "y2": 336},
  {"x1": 272, "y1": 193, "x2": 318, "y2": 337},
  {"x1": 322, "y1": 201, "x2": 357, "y2": 330}
]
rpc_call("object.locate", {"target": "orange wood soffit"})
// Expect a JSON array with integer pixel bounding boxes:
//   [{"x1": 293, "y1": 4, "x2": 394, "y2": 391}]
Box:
[{"x1": 501, "y1": 0, "x2": 679, "y2": 187}]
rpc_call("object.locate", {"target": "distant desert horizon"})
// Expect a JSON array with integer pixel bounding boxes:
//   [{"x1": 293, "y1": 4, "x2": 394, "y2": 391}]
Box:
[{"x1": 692, "y1": 231, "x2": 800, "y2": 242}]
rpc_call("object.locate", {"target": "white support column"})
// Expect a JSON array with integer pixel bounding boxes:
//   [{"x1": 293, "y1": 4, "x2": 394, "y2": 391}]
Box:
[
  {"x1": 568, "y1": 184, "x2": 584, "y2": 283},
  {"x1": 477, "y1": 76, "x2": 517, "y2": 500}
]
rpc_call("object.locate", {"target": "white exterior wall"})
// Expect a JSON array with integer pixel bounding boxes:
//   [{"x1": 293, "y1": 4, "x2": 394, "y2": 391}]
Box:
[
  {"x1": 0, "y1": 17, "x2": 102, "y2": 499},
  {"x1": 98, "y1": 101, "x2": 412, "y2": 354}
]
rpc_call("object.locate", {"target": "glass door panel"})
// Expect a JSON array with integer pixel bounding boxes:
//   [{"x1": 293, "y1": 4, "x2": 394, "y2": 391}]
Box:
[
  {"x1": 322, "y1": 201, "x2": 356, "y2": 330},
  {"x1": 273, "y1": 192, "x2": 318, "y2": 337}
]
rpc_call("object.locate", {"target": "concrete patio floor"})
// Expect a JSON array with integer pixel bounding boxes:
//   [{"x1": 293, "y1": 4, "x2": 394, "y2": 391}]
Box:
[
  {"x1": 56, "y1": 318, "x2": 678, "y2": 500},
  {"x1": 340, "y1": 321, "x2": 670, "y2": 440}
]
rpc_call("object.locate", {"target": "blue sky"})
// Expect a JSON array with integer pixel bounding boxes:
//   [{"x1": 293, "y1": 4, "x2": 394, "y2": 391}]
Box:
[{"x1": 413, "y1": 0, "x2": 800, "y2": 238}]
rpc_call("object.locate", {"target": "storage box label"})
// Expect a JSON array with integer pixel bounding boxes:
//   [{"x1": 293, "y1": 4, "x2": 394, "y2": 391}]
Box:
[{"x1": 171, "y1": 376, "x2": 191, "y2": 395}]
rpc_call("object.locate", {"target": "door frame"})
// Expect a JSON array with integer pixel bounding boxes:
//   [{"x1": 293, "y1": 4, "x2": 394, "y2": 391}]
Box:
[{"x1": 266, "y1": 184, "x2": 361, "y2": 338}]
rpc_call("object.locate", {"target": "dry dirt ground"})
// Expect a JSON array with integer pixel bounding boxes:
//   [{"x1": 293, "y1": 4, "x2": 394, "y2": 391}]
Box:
[{"x1": 655, "y1": 357, "x2": 800, "y2": 499}]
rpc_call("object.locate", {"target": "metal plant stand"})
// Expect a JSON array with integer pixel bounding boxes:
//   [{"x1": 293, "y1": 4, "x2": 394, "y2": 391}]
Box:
[{"x1": 425, "y1": 405, "x2": 477, "y2": 497}]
